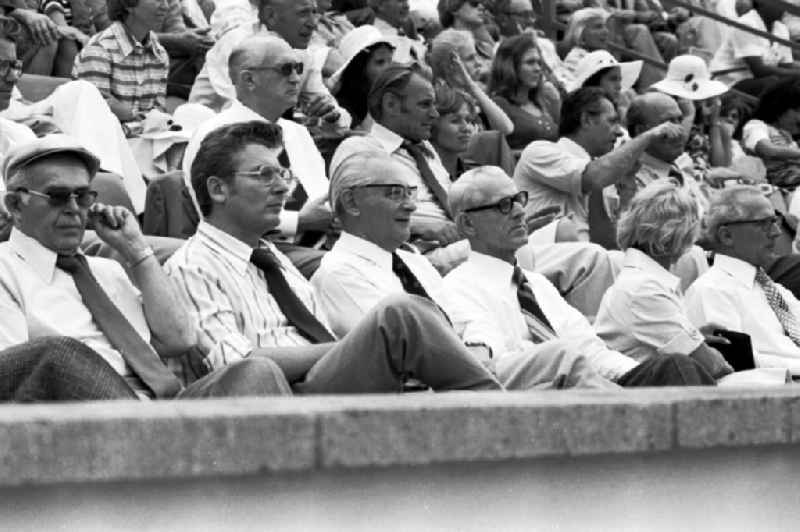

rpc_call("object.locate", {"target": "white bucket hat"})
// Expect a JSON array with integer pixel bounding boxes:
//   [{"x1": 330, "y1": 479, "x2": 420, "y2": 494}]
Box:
[
  {"x1": 328, "y1": 25, "x2": 395, "y2": 94},
  {"x1": 652, "y1": 54, "x2": 729, "y2": 101},
  {"x1": 569, "y1": 50, "x2": 642, "y2": 93},
  {"x1": 140, "y1": 104, "x2": 216, "y2": 141}
]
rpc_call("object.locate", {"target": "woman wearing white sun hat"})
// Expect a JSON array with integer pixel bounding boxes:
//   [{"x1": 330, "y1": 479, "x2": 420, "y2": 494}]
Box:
[
  {"x1": 570, "y1": 50, "x2": 642, "y2": 124},
  {"x1": 651, "y1": 54, "x2": 744, "y2": 182}
]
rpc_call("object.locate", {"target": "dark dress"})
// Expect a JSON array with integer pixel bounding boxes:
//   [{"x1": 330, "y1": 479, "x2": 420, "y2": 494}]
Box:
[{"x1": 491, "y1": 94, "x2": 558, "y2": 150}]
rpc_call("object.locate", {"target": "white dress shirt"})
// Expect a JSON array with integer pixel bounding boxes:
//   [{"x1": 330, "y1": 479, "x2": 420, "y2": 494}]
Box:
[
  {"x1": 330, "y1": 122, "x2": 452, "y2": 224},
  {"x1": 181, "y1": 100, "x2": 328, "y2": 237},
  {"x1": 595, "y1": 248, "x2": 705, "y2": 362},
  {"x1": 188, "y1": 22, "x2": 351, "y2": 127},
  {"x1": 686, "y1": 254, "x2": 800, "y2": 374},
  {"x1": 444, "y1": 250, "x2": 638, "y2": 380},
  {"x1": 0, "y1": 228, "x2": 147, "y2": 387},
  {"x1": 163, "y1": 221, "x2": 332, "y2": 371},
  {"x1": 710, "y1": 9, "x2": 793, "y2": 85},
  {"x1": 513, "y1": 136, "x2": 592, "y2": 240},
  {"x1": 311, "y1": 231, "x2": 451, "y2": 337}
]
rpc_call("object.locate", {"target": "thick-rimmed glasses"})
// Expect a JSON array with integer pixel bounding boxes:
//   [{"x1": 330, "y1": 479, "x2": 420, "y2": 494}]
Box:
[
  {"x1": 234, "y1": 165, "x2": 295, "y2": 187},
  {"x1": 721, "y1": 211, "x2": 781, "y2": 233},
  {"x1": 247, "y1": 61, "x2": 304, "y2": 77},
  {"x1": 354, "y1": 184, "x2": 418, "y2": 202},
  {"x1": 15, "y1": 186, "x2": 97, "y2": 208},
  {"x1": 463, "y1": 191, "x2": 528, "y2": 214}
]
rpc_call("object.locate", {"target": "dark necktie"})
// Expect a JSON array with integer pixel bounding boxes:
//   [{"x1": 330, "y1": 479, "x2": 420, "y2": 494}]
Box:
[
  {"x1": 56, "y1": 254, "x2": 182, "y2": 399},
  {"x1": 512, "y1": 265, "x2": 557, "y2": 343},
  {"x1": 402, "y1": 140, "x2": 452, "y2": 218},
  {"x1": 250, "y1": 247, "x2": 335, "y2": 344},
  {"x1": 392, "y1": 252, "x2": 432, "y2": 300}
]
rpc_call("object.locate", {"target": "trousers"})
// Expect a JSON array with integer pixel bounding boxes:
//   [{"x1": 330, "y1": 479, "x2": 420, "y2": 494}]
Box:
[
  {"x1": 292, "y1": 295, "x2": 503, "y2": 394},
  {"x1": 617, "y1": 354, "x2": 716, "y2": 387},
  {"x1": 0, "y1": 336, "x2": 291, "y2": 402},
  {"x1": 496, "y1": 339, "x2": 620, "y2": 390}
]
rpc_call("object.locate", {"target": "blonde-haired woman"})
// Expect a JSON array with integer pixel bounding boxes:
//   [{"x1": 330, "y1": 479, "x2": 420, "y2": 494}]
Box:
[{"x1": 594, "y1": 179, "x2": 733, "y2": 380}]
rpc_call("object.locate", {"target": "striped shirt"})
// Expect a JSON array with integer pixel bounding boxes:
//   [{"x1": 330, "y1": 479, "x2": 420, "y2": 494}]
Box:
[
  {"x1": 72, "y1": 21, "x2": 168, "y2": 119},
  {"x1": 163, "y1": 221, "x2": 333, "y2": 371}
]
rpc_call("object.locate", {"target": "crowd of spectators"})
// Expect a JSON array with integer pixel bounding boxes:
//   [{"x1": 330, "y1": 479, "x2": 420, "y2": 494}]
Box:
[{"x1": 3, "y1": 0, "x2": 800, "y2": 400}]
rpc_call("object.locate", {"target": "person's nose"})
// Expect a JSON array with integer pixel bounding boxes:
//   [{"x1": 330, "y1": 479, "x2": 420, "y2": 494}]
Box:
[
  {"x1": 769, "y1": 219, "x2": 783, "y2": 238},
  {"x1": 429, "y1": 106, "x2": 439, "y2": 119}
]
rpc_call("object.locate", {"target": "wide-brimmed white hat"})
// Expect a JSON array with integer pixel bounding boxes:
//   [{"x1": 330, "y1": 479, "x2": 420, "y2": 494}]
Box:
[
  {"x1": 652, "y1": 54, "x2": 729, "y2": 101},
  {"x1": 569, "y1": 50, "x2": 642, "y2": 93},
  {"x1": 139, "y1": 104, "x2": 216, "y2": 141},
  {"x1": 328, "y1": 25, "x2": 395, "y2": 94}
]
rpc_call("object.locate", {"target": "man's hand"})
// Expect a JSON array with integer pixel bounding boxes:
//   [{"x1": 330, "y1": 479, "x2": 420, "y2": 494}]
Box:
[
  {"x1": 691, "y1": 344, "x2": 734, "y2": 379},
  {"x1": 58, "y1": 25, "x2": 89, "y2": 45},
  {"x1": 412, "y1": 218, "x2": 461, "y2": 246},
  {"x1": 89, "y1": 203, "x2": 149, "y2": 263},
  {"x1": 646, "y1": 121, "x2": 685, "y2": 145},
  {"x1": 12, "y1": 9, "x2": 60, "y2": 45},
  {"x1": 170, "y1": 28, "x2": 214, "y2": 54},
  {"x1": 297, "y1": 195, "x2": 333, "y2": 233}
]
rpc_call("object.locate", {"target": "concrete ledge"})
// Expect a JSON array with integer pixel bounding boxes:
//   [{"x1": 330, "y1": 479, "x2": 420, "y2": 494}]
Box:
[{"x1": 3, "y1": 387, "x2": 800, "y2": 487}]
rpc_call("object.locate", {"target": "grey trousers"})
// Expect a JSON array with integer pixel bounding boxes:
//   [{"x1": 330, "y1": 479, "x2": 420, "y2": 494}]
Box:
[
  {"x1": 293, "y1": 295, "x2": 504, "y2": 394},
  {"x1": 496, "y1": 339, "x2": 620, "y2": 391}
]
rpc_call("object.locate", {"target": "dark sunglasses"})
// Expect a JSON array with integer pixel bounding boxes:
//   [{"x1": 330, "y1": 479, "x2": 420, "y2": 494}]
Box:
[
  {"x1": 466, "y1": 0, "x2": 483, "y2": 6},
  {"x1": 463, "y1": 191, "x2": 528, "y2": 214},
  {"x1": 721, "y1": 210, "x2": 782, "y2": 233},
  {"x1": 249, "y1": 61, "x2": 304, "y2": 77},
  {"x1": 15, "y1": 186, "x2": 97, "y2": 208}
]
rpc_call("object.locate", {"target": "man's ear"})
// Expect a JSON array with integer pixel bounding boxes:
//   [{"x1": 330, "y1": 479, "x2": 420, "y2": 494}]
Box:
[
  {"x1": 579, "y1": 110, "x2": 595, "y2": 130},
  {"x1": 3, "y1": 192, "x2": 20, "y2": 217},
  {"x1": 383, "y1": 92, "x2": 401, "y2": 118},
  {"x1": 716, "y1": 224, "x2": 734, "y2": 248},
  {"x1": 237, "y1": 69, "x2": 255, "y2": 90},
  {"x1": 258, "y1": 4, "x2": 276, "y2": 26},
  {"x1": 339, "y1": 188, "x2": 360, "y2": 216},
  {"x1": 454, "y1": 212, "x2": 475, "y2": 238},
  {"x1": 206, "y1": 175, "x2": 229, "y2": 208}
]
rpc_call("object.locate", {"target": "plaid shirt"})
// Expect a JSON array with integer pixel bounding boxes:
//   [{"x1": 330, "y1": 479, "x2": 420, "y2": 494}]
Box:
[{"x1": 73, "y1": 21, "x2": 168, "y2": 120}]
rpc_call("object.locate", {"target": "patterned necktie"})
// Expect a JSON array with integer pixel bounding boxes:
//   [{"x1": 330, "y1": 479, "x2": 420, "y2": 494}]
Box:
[
  {"x1": 250, "y1": 247, "x2": 335, "y2": 344},
  {"x1": 512, "y1": 265, "x2": 557, "y2": 343},
  {"x1": 56, "y1": 254, "x2": 182, "y2": 399},
  {"x1": 755, "y1": 268, "x2": 800, "y2": 347},
  {"x1": 402, "y1": 140, "x2": 452, "y2": 218},
  {"x1": 391, "y1": 252, "x2": 432, "y2": 300}
]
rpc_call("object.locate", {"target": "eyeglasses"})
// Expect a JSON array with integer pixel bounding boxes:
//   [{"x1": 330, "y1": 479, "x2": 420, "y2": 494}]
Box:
[
  {"x1": 463, "y1": 191, "x2": 528, "y2": 214},
  {"x1": 234, "y1": 165, "x2": 295, "y2": 187},
  {"x1": 0, "y1": 59, "x2": 22, "y2": 82},
  {"x1": 248, "y1": 61, "x2": 304, "y2": 77},
  {"x1": 466, "y1": 0, "x2": 483, "y2": 6},
  {"x1": 355, "y1": 184, "x2": 418, "y2": 201},
  {"x1": 722, "y1": 212, "x2": 781, "y2": 232},
  {"x1": 15, "y1": 186, "x2": 97, "y2": 208}
]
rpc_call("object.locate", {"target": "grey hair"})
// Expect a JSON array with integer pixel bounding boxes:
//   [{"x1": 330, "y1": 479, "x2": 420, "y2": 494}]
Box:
[
  {"x1": 329, "y1": 151, "x2": 398, "y2": 216},
  {"x1": 449, "y1": 165, "x2": 512, "y2": 215},
  {"x1": 429, "y1": 29, "x2": 475, "y2": 81},
  {"x1": 617, "y1": 179, "x2": 700, "y2": 260},
  {"x1": 702, "y1": 185, "x2": 768, "y2": 249},
  {"x1": 562, "y1": 8, "x2": 609, "y2": 50}
]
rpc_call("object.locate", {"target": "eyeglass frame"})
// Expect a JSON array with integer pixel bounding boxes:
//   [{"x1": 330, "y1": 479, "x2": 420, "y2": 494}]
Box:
[
  {"x1": 351, "y1": 183, "x2": 419, "y2": 202},
  {"x1": 720, "y1": 210, "x2": 782, "y2": 232},
  {"x1": 233, "y1": 165, "x2": 296, "y2": 187},
  {"x1": 245, "y1": 61, "x2": 304, "y2": 77},
  {"x1": 463, "y1": 190, "x2": 529, "y2": 214},
  {"x1": 14, "y1": 186, "x2": 98, "y2": 208}
]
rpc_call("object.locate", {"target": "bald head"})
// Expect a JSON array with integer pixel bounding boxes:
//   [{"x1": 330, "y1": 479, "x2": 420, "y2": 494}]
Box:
[
  {"x1": 627, "y1": 91, "x2": 686, "y2": 162},
  {"x1": 228, "y1": 35, "x2": 293, "y2": 83}
]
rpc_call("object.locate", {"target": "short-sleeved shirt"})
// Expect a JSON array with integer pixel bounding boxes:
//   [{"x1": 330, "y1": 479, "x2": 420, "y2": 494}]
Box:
[
  {"x1": 513, "y1": 136, "x2": 591, "y2": 239},
  {"x1": 594, "y1": 247, "x2": 705, "y2": 362},
  {"x1": 711, "y1": 9, "x2": 792, "y2": 85},
  {"x1": 73, "y1": 21, "x2": 169, "y2": 120}
]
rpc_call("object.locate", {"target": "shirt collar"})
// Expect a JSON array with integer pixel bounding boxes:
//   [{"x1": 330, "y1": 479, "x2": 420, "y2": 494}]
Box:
[
  {"x1": 111, "y1": 21, "x2": 158, "y2": 57},
  {"x1": 9, "y1": 227, "x2": 68, "y2": 284},
  {"x1": 623, "y1": 247, "x2": 681, "y2": 292},
  {"x1": 196, "y1": 221, "x2": 276, "y2": 277},
  {"x1": 370, "y1": 122, "x2": 405, "y2": 153},
  {"x1": 467, "y1": 250, "x2": 517, "y2": 288},
  {"x1": 558, "y1": 137, "x2": 591, "y2": 160},
  {"x1": 712, "y1": 253, "x2": 758, "y2": 288},
  {"x1": 639, "y1": 152, "x2": 674, "y2": 179},
  {"x1": 334, "y1": 231, "x2": 393, "y2": 270}
]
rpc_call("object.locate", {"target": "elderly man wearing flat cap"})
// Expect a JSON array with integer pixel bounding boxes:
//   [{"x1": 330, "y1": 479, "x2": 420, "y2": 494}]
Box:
[{"x1": 0, "y1": 134, "x2": 291, "y2": 401}]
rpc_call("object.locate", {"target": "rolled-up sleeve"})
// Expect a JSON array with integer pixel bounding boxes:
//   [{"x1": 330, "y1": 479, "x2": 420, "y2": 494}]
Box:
[
  {"x1": 630, "y1": 287, "x2": 704, "y2": 357},
  {"x1": 514, "y1": 141, "x2": 587, "y2": 197}
]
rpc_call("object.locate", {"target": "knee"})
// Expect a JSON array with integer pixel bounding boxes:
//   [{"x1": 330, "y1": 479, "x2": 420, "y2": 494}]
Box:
[
  {"x1": 370, "y1": 293, "x2": 445, "y2": 328},
  {"x1": 57, "y1": 79, "x2": 104, "y2": 101},
  {"x1": 625, "y1": 23, "x2": 648, "y2": 36},
  {"x1": 231, "y1": 357, "x2": 292, "y2": 395}
]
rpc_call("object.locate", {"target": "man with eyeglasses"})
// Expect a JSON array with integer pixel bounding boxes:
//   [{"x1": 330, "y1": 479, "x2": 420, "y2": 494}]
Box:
[
  {"x1": 444, "y1": 166, "x2": 717, "y2": 387},
  {"x1": 189, "y1": 0, "x2": 350, "y2": 129},
  {"x1": 311, "y1": 153, "x2": 617, "y2": 389},
  {"x1": 165, "y1": 120, "x2": 503, "y2": 394},
  {"x1": 0, "y1": 134, "x2": 292, "y2": 400},
  {"x1": 686, "y1": 186, "x2": 800, "y2": 375},
  {"x1": 182, "y1": 35, "x2": 332, "y2": 277}
]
